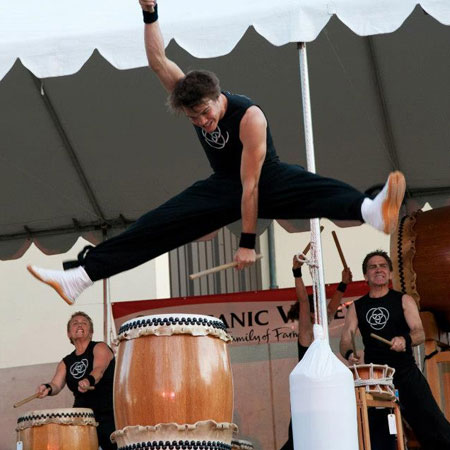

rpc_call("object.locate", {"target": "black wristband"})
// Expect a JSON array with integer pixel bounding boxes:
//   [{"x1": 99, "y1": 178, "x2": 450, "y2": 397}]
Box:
[
  {"x1": 337, "y1": 282, "x2": 347, "y2": 293},
  {"x1": 44, "y1": 383, "x2": 53, "y2": 395},
  {"x1": 143, "y1": 4, "x2": 158, "y2": 24},
  {"x1": 403, "y1": 334, "x2": 412, "y2": 348},
  {"x1": 292, "y1": 267, "x2": 302, "y2": 278},
  {"x1": 344, "y1": 349, "x2": 353, "y2": 360},
  {"x1": 86, "y1": 375, "x2": 96, "y2": 386},
  {"x1": 239, "y1": 232, "x2": 256, "y2": 249}
]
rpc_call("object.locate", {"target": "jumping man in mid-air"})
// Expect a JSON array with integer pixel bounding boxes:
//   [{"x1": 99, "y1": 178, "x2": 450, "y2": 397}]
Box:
[{"x1": 27, "y1": 0, "x2": 406, "y2": 305}]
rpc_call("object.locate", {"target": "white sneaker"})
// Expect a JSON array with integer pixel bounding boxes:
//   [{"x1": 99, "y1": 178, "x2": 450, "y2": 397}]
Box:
[
  {"x1": 361, "y1": 171, "x2": 406, "y2": 234},
  {"x1": 27, "y1": 265, "x2": 93, "y2": 305}
]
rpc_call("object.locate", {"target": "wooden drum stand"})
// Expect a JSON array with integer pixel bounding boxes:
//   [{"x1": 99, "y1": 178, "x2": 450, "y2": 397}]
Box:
[
  {"x1": 351, "y1": 364, "x2": 405, "y2": 450},
  {"x1": 354, "y1": 387, "x2": 405, "y2": 450}
]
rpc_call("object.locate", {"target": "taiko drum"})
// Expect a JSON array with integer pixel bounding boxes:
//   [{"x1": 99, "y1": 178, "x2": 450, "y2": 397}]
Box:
[
  {"x1": 16, "y1": 408, "x2": 98, "y2": 450},
  {"x1": 350, "y1": 364, "x2": 396, "y2": 400},
  {"x1": 113, "y1": 313, "x2": 234, "y2": 429},
  {"x1": 391, "y1": 206, "x2": 450, "y2": 327}
]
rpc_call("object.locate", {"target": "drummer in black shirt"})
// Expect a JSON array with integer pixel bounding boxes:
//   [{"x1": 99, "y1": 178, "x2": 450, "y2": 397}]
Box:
[
  {"x1": 36, "y1": 311, "x2": 117, "y2": 450},
  {"x1": 340, "y1": 249, "x2": 450, "y2": 450}
]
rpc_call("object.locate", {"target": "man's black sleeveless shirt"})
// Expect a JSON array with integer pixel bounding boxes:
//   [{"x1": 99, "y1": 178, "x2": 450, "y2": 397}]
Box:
[
  {"x1": 63, "y1": 341, "x2": 115, "y2": 414},
  {"x1": 355, "y1": 289, "x2": 415, "y2": 369},
  {"x1": 194, "y1": 91, "x2": 279, "y2": 177}
]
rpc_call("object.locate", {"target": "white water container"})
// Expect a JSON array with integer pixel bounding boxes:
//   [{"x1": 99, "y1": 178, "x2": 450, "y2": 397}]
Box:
[{"x1": 289, "y1": 325, "x2": 358, "y2": 450}]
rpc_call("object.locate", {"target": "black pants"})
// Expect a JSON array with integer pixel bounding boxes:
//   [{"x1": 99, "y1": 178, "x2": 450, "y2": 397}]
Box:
[
  {"x1": 80, "y1": 162, "x2": 365, "y2": 281},
  {"x1": 95, "y1": 411, "x2": 117, "y2": 450},
  {"x1": 368, "y1": 408, "x2": 396, "y2": 450},
  {"x1": 395, "y1": 365, "x2": 450, "y2": 450}
]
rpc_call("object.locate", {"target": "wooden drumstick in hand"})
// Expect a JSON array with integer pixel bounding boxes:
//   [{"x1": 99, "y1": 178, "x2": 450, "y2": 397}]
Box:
[
  {"x1": 190, "y1": 254, "x2": 263, "y2": 280},
  {"x1": 332, "y1": 231, "x2": 348, "y2": 269},
  {"x1": 370, "y1": 332, "x2": 392, "y2": 346},
  {"x1": 13, "y1": 393, "x2": 40, "y2": 408},
  {"x1": 351, "y1": 331, "x2": 358, "y2": 356}
]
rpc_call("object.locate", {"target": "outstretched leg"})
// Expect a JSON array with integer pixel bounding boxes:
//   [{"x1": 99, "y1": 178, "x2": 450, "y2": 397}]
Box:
[
  {"x1": 258, "y1": 162, "x2": 405, "y2": 233},
  {"x1": 28, "y1": 175, "x2": 242, "y2": 304}
]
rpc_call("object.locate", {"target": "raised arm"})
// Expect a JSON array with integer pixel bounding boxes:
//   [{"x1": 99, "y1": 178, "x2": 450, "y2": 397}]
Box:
[
  {"x1": 327, "y1": 267, "x2": 352, "y2": 319},
  {"x1": 139, "y1": 0, "x2": 185, "y2": 92},
  {"x1": 234, "y1": 106, "x2": 267, "y2": 268},
  {"x1": 292, "y1": 256, "x2": 314, "y2": 347},
  {"x1": 78, "y1": 342, "x2": 114, "y2": 392},
  {"x1": 36, "y1": 360, "x2": 67, "y2": 398}
]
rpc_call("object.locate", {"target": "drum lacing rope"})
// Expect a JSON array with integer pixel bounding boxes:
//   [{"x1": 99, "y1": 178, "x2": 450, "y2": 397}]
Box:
[
  {"x1": 117, "y1": 440, "x2": 232, "y2": 450},
  {"x1": 354, "y1": 378, "x2": 394, "y2": 387},
  {"x1": 397, "y1": 214, "x2": 407, "y2": 293},
  {"x1": 295, "y1": 243, "x2": 323, "y2": 327}
]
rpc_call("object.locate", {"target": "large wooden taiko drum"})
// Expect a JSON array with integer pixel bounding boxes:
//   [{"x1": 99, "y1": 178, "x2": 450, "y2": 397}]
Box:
[
  {"x1": 390, "y1": 206, "x2": 450, "y2": 327},
  {"x1": 16, "y1": 408, "x2": 98, "y2": 450},
  {"x1": 112, "y1": 313, "x2": 236, "y2": 450}
]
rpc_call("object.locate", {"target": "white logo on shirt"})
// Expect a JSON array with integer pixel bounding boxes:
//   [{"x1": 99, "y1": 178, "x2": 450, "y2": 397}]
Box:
[
  {"x1": 70, "y1": 359, "x2": 88, "y2": 379},
  {"x1": 366, "y1": 307, "x2": 390, "y2": 330},
  {"x1": 202, "y1": 126, "x2": 229, "y2": 150}
]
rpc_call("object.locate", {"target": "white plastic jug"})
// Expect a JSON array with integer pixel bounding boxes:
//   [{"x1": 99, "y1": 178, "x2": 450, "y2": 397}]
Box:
[{"x1": 289, "y1": 325, "x2": 358, "y2": 450}]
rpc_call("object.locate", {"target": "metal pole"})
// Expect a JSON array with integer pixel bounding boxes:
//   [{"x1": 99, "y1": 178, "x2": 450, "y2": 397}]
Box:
[
  {"x1": 268, "y1": 222, "x2": 278, "y2": 289},
  {"x1": 297, "y1": 42, "x2": 329, "y2": 341},
  {"x1": 102, "y1": 229, "x2": 111, "y2": 345}
]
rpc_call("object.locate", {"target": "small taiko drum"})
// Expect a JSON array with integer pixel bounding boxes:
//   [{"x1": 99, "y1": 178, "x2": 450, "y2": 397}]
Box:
[
  {"x1": 350, "y1": 364, "x2": 396, "y2": 400},
  {"x1": 391, "y1": 206, "x2": 450, "y2": 327},
  {"x1": 16, "y1": 408, "x2": 98, "y2": 450},
  {"x1": 112, "y1": 313, "x2": 236, "y2": 450}
]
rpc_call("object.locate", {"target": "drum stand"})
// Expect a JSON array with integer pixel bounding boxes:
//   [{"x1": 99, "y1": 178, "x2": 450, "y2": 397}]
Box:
[{"x1": 354, "y1": 387, "x2": 405, "y2": 450}]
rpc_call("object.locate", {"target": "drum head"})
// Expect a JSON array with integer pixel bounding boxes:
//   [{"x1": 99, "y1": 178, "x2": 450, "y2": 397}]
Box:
[
  {"x1": 117, "y1": 313, "x2": 231, "y2": 342},
  {"x1": 17, "y1": 408, "x2": 97, "y2": 431}
]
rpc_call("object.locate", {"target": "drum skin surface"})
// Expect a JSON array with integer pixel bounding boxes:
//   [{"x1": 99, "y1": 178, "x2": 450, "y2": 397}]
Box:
[
  {"x1": 16, "y1": 408, "x2": 98, "y2": 450},
  {"x1": 391, "y1": 206, "x2": 450, "y2": 324},
  {"x1": 114, "y1": 333, "x2": 233, "y2": 428}
]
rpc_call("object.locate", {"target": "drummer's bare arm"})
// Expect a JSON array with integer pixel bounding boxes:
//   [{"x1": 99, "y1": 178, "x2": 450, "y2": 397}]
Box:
[
  {"x1": 391, "y1": 295, "x2": 425, "y2": 352},
  {"x1": 340, "y1": 302, "x2": 361, "y2": 364},
  {"x1": 37, "y1": 361, "x2": 66, "y2": 398},
  {"x1": 139, "y1": 0, "x2": 185, "y2": 92},
  {"x1": 293, "y1": 256, "x2": 313, "y2": 347},
  {"x1": 78, "y1": 343, "x2": 114, "y2": 393},
  {"x1": 234, "y1": 107, "x2": 267, "y2": 269},
  {"x1": 327, "y1": 267, "x2": 353, "y2": 319}
]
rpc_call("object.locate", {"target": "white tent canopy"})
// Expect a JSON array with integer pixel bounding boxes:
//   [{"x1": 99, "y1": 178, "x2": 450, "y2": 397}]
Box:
[
  {"x1": 2, "y1": 0, "x2": 450, "y2": 77},
  {"x1": 0, "y1": 0, "x2": 449, "y2": 259}
]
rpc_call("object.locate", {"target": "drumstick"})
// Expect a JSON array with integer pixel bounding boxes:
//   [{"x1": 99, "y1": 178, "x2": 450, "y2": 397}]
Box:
[
  {"x1": 331, "y1": 231, "x2": 348, "y2": 269},
  {"x1": 190, "y1": 254, "x2": 263, "y2": 280},
  {"x1": 370, "y1": 333, "x2": 392, "y2": 346},
  {"x1": 13, "y1": 393, "x2": 39, "y2": 408},
  {"x1": 302, "y1": 225, "x2": 324, "y2": 255},
  {"x1": 351, "y1": 331, "x2": 358, "y2": 355}
]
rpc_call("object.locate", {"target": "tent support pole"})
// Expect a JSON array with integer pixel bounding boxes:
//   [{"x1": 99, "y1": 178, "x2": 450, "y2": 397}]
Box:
[
  {"x1": 297, "y1": 42, "x2": 329, "y2": 341},
  {"x1": 102, "y1": 228, "x2": 111, "y2": 345}
]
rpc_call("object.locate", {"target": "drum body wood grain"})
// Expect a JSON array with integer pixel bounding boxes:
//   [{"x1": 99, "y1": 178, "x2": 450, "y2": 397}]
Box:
[
  {"x1": 16, "y1": 408, "x2": 98, "y2": 450},
  {"x1": 114, "y1": 314, "x2": 233, "y2": 429},
  {"x1": 391, "y1": 206, "x2": 450, "y2": 326}
]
